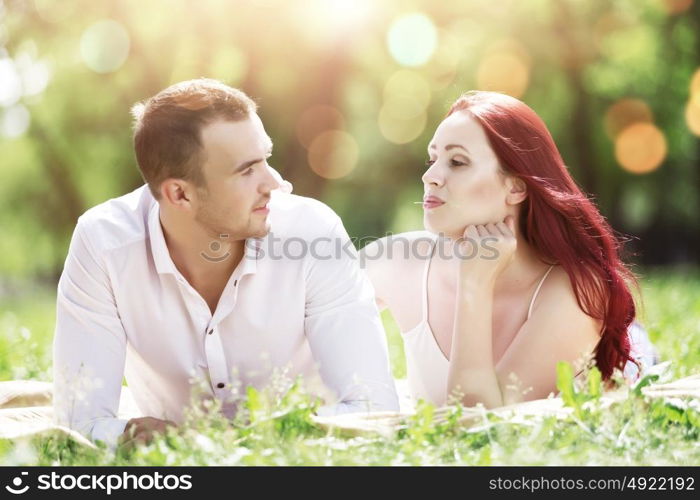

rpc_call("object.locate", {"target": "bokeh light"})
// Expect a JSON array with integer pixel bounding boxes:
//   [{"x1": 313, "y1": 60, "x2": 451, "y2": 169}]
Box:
[
  {"x1": 593, "y1": 11, "x2": 627, "y2": 50},
  {"x1": 308, "y1": 130, "x2": 359, "y2": 179},
  {"x1": 377, "y1": 69, "x2": 430, "y2": 144},
  {"x1": 33, "y1": 0, "x2": 76, "y2": 23},
  {"x1": 620, "y1": 184, "x2": 655, "y2": 231},
  {"x1": 292, "y1": 0, "x2": 376, "y2": 44},
  {"x1": 690, "y1": 67, "x2": 700, "y2": 102},
  {"x1": 14, "y1": 53, "x2": 50, "y2": 97},
  {"x1": 424, "y1": 30, "x2": 462, "y2": 90},
  {"x1": 378, "y1": 106, "x2": 427, "y2": 144},
  {"x1": 658, "y1": 0, "x2": 694, "y2": 15},
  {"x1": 80, "y1": 20, "x2": 130, "y2": 74},
  {"x1": 0, "y1": 58, "x2": 22, "y2": 107},
  {"x1": 383, "y1": 70, "x2": 431, "y2": 110},
  {"x1": 685, "y1": 67, "x2": 700, "y2": 136},
  {"x1": 475, "y1": 40, "x2": 530, "y2": 98},
  {"x1": 685, "y1": 100, "x2": 700, "y2": 136},
  {"x1": 296, "y1": 105, "x2": 346, "y2": 149},
  {"x1": 615, "y1": 122, "x2": 667, "y2": 174},
  {"x1": 387, "y1": 13, "x2": 437, "y2": 67},
  {"x1": 604, "y1": 98, "x2": 653, "y2": 139},
  {"x1": 0, "y1": 104, "x2": 30, "y2": 139}
]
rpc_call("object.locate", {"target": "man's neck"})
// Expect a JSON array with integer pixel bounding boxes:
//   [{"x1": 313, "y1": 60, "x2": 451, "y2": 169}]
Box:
[{"x1": 158, "y1": 207, "x2": 245, "y2": 289}]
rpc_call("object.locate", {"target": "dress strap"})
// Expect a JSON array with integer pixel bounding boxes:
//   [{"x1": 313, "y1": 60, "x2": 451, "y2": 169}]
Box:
[
  {"x1": 420, "y1": 235, "x2": 439, "y2": 320},
  {"x1": 527, "y1": 265, "x2": 555, "y2": 321}
]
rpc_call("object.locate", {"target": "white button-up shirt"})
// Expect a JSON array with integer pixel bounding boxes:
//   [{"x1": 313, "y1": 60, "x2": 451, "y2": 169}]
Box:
[{"x1": 53, "y1": 183, "x2": 398, "y2": 448}]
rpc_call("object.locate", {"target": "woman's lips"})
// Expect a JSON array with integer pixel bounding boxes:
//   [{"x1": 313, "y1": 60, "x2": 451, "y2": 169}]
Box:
[{"x1": 423, "y1": 196, "x2": 445, "y2": 210}]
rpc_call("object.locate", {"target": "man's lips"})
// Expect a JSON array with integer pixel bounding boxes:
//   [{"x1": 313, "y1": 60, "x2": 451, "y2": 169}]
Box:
[{"x1": 253, "y1": 200, "x2": 270, "y2": 213}]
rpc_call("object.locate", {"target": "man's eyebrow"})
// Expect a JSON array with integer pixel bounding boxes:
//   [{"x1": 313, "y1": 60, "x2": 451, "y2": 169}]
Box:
[
  {"x1": 234, "y1": 140, "x2": 274, "y2": 172},
  {"x1": 428, "y1": 143, "x2": 469, "y2": 153}
]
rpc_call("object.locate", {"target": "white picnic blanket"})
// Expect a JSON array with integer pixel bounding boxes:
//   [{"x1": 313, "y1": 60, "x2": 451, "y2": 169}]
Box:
[{"x1": 1, "y1": 371, "x2": 697, "y2": 447}]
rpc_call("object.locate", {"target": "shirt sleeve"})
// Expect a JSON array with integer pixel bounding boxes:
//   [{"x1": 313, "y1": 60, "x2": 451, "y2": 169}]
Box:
[
  {"x1": 52, "y1": 217, "x2": 129, "y2": 449},
  {"x1": 304, "y1": 216, "x2": 399, "y2": 414}
]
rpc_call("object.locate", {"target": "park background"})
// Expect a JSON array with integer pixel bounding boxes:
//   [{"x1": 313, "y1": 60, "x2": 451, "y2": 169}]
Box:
[{"x1": 0, "y1": 0, "x2": 698, "y2": 465}]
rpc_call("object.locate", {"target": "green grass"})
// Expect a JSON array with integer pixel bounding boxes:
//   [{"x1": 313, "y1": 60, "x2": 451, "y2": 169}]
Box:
[{"x1": 0, "y1": 268, "x2": 698, "y2": 465}]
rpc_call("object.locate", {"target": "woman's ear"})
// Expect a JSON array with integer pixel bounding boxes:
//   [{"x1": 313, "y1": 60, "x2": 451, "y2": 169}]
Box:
[{"x1": 505, "y1": 176, "x2": 527, "y2": 205}]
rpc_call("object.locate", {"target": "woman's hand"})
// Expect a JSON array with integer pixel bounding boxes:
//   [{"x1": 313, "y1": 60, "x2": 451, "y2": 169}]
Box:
[{"x1": 457, "y1": 215, "x2": 517, "y2": 284}]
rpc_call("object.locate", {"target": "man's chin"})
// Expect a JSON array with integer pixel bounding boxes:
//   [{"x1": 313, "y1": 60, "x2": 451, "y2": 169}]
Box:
[{"x1": 249, "y1": 221, "x2": 271, "y2": 238}]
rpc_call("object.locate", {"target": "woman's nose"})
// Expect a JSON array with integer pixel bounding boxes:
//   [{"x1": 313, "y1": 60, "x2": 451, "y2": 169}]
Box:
[{"x1": 422, "y1": 163, "x2": 443, "y2": 187}]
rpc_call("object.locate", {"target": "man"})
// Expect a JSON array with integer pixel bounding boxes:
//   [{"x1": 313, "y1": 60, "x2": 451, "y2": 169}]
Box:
[{"x1": 53, "y1": 79, "x2": 398, "y2": 449}]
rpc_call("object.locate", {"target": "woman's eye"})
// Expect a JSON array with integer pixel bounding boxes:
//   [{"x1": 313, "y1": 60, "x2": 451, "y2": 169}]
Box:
[
  {"x1": 425, "y1": 159, "x2": 435, "y2": 167},
  {"x1": 451, "y1": 159, "x2": 467, "y2": 167}
]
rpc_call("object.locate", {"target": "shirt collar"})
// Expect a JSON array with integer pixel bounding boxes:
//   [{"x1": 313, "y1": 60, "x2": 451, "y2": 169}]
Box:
[
  {"x1": 239, "y1": 235, "x2": 262, "y2": 278},
  {"x1": 148, "y1": 201, "x2": 178, "y2": 276}
]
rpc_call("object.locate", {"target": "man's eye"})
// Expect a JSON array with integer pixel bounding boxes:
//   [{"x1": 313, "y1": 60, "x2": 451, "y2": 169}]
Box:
[{"x1": 242, "y1": 167, "x2": 254, "y2": 176}]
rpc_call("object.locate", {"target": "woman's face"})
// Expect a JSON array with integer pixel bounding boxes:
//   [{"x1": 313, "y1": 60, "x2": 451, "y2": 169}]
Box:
[{"x1": 422, "y1": 110, "x2": 522, "y2": 239}]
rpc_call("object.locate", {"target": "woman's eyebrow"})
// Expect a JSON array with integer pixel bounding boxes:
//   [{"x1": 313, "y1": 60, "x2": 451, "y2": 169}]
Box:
[{"x1": 428, "y1": 143, "x2": 470, "y2": 153}]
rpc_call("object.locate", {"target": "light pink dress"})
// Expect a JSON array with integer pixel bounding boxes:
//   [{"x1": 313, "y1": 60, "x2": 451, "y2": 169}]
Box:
[{"x1": 401, "y1": 234, "x2": 658, "y2": 406}]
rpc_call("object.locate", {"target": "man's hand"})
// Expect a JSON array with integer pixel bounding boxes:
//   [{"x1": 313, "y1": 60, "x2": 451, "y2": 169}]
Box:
[{"x1": 118, "y1": 417, "x2": 177, "y2": 450}]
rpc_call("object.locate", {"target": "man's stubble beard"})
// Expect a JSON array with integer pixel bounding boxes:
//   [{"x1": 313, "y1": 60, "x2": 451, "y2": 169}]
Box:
[
  {"x1": 194, "y1": 186, "x2": 237, "y2": 240},
  {"x1": 194, "y1": 185, "x2": 269, "y2": 240}
]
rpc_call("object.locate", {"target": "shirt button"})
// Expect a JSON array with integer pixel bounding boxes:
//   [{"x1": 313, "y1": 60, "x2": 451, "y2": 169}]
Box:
[
  {"x1": 234, "y1": 279, "x2": 238, "y2": 286},
  {"x1": 217, "y1": 382, "x2": 225, "y2": 389},
  {"x1": 207, "y1": 329, "x2": 213, "y2": 335}
]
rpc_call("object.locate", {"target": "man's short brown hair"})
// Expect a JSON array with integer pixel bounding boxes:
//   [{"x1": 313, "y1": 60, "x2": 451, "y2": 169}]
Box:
[{"x1": 131, "y1": 78, "x2": 258, "y2": 199}]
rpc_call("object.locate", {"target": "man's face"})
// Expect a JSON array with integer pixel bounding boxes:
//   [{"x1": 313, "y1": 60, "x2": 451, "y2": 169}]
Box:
[{"x1": 193, "y1": 114, "x2": 280, "y2": 240}]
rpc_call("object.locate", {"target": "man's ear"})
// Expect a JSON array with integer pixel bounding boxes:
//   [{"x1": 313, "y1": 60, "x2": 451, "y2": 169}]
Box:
[
  {"x1": 160, "y1": 179, "x2": 194, "y2": 209},
  {"x1": 505, "y1": 176, "x2": 527, "y2": 205}
]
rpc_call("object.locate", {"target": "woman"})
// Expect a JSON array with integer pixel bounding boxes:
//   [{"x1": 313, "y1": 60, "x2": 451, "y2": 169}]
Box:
[{"x1": 361, "y1": 91, "x2": 658, "y2": 408}]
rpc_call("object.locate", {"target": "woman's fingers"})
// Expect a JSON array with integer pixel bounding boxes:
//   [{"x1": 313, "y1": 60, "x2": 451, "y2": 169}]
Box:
[
  {"x1": 463, "y1": 217, "x2": 516, "y2": 241},
  {"x1": 495, "y1": 221, "x2": 510, "y2": 237},
  {"x1": 462, "y1": 224, "x2": 479, "y2": 239}
]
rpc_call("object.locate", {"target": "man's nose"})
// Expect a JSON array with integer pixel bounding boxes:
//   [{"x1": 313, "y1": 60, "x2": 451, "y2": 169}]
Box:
[
  {"x1": 265, "y1": 166, "x2": 293, "y2": 194},
  {"x1": 263, "y1": 165, "x2": 282, "y2": 191}
]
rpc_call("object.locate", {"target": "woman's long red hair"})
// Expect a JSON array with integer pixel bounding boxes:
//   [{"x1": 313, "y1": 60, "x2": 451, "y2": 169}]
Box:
[{"x1": 448, "y1": 91, "x2": 637, "y2": 381}]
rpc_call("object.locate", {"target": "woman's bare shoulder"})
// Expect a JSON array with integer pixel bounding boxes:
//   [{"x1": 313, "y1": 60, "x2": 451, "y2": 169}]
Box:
[
  {"x1": 535, "y1": 265, "x2": 603, "y2": 333},
  {"x1": 537, "y1": 265, "x2": 577, "y2": 305}
]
